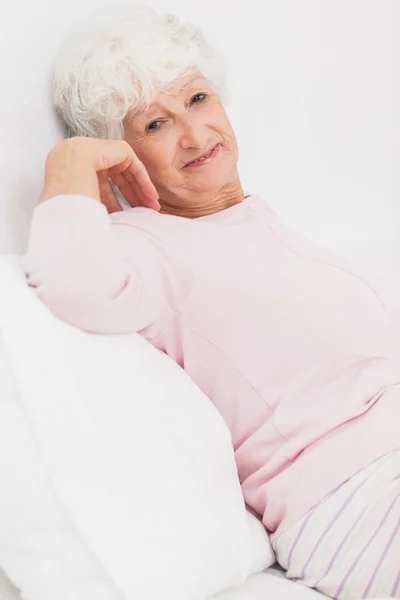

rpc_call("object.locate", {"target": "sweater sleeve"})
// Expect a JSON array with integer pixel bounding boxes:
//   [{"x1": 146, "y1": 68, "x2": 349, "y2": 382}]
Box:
[{"x1": 20, "y1": 194, "x2": 174, "y2": 336}]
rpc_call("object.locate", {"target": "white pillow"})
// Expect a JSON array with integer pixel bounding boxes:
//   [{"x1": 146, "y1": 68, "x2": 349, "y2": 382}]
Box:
[
  {"x1": 245, "y1": 513, "x2": 275, "y2": 575},
  {"x1": 0, "y1": 334, "x2": 122, "y2": 600},
  {"x1": 0, "y1": 572, "x2": 20, "y2": 600},
  {"x1": 0, "y1": 255, "x2": 274, "y2": 600}
]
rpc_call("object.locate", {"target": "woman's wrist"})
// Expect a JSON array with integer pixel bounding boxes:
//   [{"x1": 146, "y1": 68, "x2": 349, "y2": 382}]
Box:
[{"x1": 40, "y1": 141, "x2": 100, "y2": 204}]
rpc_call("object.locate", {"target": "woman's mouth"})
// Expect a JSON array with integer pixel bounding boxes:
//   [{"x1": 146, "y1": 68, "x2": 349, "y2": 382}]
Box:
[{"x1": 184, "y1": 143, "x2": 221, "y2": 168}]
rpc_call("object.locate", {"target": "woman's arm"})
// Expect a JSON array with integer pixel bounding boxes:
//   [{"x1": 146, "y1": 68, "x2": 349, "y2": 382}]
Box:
[{"x1": 21, "y1": 139, "x2": 168, "y2": 336}]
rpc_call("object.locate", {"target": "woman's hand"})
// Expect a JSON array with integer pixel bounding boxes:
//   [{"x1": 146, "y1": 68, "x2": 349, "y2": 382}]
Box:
[{"x1": 40, "y1": 136, "x2": 160, "y2": 214}]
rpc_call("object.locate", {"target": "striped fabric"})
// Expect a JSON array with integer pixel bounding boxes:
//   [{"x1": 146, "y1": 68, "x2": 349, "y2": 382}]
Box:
[{"x1": 273, "y1": 450, "x2": 400, "y2": 599}]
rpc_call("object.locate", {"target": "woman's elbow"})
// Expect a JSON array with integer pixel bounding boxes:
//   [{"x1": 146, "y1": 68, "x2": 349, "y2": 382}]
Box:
[{"x1": 28, "y1": 275, "x2": 160, "y2": 335}]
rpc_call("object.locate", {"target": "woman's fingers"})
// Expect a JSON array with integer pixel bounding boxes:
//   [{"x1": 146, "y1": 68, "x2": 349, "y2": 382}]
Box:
[
  {"x1": 106, "y1": 148, "x2": 160, "y2": 210},
  {"x1": 68, "y1": 137, "x2": 160, "y2": 211},
  {"x1": 107, "y1": 154, "x2": 135, "y2": 176},
  {"x1": 122, "y1": 162, "x2": 160, "y2": 209},
  {"x1": 110, "y1": 171, "x2": 141, "y2": 208},
  {"x1": 111, "y1": 168, "x2": 160, "y2": 210},
  {"x1": 108, "y1": 151, "x2": 158, "y2": 203},
  {"x1": 97, "y1": 170, "x2": 123, "y2": 213}
]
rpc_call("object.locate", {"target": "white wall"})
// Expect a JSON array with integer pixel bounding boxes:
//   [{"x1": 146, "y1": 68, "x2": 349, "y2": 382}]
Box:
[{"x1": 0, "y1": 0, "x2": 398, "y2": 252}]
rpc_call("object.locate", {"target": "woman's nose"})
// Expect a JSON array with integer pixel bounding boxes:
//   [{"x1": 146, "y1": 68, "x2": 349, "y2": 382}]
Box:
[{"x1": 179, "y1": 120, "x2": 208, "y2": 151}]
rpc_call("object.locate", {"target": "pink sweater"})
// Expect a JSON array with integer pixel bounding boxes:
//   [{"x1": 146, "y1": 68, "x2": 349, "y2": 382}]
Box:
[{"x1": 21, "y1": 192, "x2": 400, "y2": 541}]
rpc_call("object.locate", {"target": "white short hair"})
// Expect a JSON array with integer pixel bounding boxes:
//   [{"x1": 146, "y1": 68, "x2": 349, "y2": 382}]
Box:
[{"x1": 52, "y1": 4, "x2": 229, "y2": 140}]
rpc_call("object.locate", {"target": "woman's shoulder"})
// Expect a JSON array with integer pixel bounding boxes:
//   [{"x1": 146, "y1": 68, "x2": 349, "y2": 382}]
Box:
[
  {"x1": 249, "y1": 193, "x2": 279, "y2": 215},
  {"x1": 249, "y1": 193, "x2": 281, "y2": 225}
]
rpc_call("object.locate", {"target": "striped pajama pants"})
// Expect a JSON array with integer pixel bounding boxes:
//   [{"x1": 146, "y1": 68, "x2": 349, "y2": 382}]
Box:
[{"x1": 273, "y1": 450, "x2": 400, "y2": 599}]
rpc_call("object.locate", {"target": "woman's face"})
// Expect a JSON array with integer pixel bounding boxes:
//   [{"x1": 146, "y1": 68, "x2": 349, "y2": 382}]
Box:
[{"x1": 123, "y1": 71, "x2": 240, "y2": 211}]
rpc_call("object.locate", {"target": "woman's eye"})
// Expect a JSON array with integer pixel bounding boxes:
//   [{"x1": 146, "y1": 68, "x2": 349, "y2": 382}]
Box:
[
  {"x1": 147, "y1": 120, "x2": 162, "y2": 132},
  {"x1": 146, "y1": 94, "x2": 207, "y2": 131},
  {"x1": 191, "y1": 92, "x2": 207, "y2": 104}
]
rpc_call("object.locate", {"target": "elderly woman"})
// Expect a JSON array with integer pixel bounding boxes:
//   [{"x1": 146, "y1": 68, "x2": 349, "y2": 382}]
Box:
[{"x1": 21, "y1": 5, "x2": 400, "y2": 599}]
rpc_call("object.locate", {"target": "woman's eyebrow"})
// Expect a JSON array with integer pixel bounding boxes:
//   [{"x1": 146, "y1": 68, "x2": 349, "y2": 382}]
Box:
[
  {"x1": 150, "y1": 76, "x2": 204, "y2": 109},
  {"x1": 180, "y1": 75, "x2": 203, "y2": 92},
  {"x1": 134, "y1": 76, "x2": 204, "y2": 120}
]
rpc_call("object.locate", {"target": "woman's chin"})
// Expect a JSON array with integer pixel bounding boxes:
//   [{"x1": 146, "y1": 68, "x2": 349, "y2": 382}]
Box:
[
  {"x1": 188, "y1": 168, "x2": 237, "y2": 193},
  {"x1": 190, "y1": 181, "x2": 228, "y2": 194}
]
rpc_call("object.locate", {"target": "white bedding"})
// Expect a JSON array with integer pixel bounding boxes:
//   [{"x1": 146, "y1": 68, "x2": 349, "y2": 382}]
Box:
[
  {"x1": 0, "y1": 564, "x2": 330, "y2": 600},
  {"x1": 0, "y1": 565, "x2": 327, "y2": 600},
  {"x1": 1, "y1": 564, "x2": 396, "y2": 600},
  {"x1": 214, "y1": 566, "x2": 394, "y2": 600},
  {"x1": 214, "y1": 567, "x2": 325, "y2": 600}
]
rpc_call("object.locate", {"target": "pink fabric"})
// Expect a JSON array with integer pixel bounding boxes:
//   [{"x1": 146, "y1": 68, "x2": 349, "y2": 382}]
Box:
[{"x1": 21, "y1": 192, "x2": 400, "y2": 541}]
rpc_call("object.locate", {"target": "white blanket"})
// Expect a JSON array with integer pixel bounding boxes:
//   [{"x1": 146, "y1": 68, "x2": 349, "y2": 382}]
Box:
[{"x1": 0, "y1": 253, "x2": 274, "y2": 600}]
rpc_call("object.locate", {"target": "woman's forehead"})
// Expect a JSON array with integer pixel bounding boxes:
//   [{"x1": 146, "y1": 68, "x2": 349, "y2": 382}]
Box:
[
  {"x1": 155, "y1": 74, "x2": 206, "y2": 104},
  {"x1": 134, "y1": 73, "x2": 207, "y2": 118},
  {"x1": 171, "y1": 72, "x2": 205, "y2": 94}
]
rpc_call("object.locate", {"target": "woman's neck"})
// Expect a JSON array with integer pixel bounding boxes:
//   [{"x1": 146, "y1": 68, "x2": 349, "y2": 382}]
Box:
[{"x1": 158, "y1": 181, "x2": 247, "y2": 219}]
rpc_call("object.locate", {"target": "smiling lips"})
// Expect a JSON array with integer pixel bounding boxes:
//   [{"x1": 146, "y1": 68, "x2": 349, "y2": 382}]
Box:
[{"x1": 184, "y1": 143, "x2": 220, "y2": 167}]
